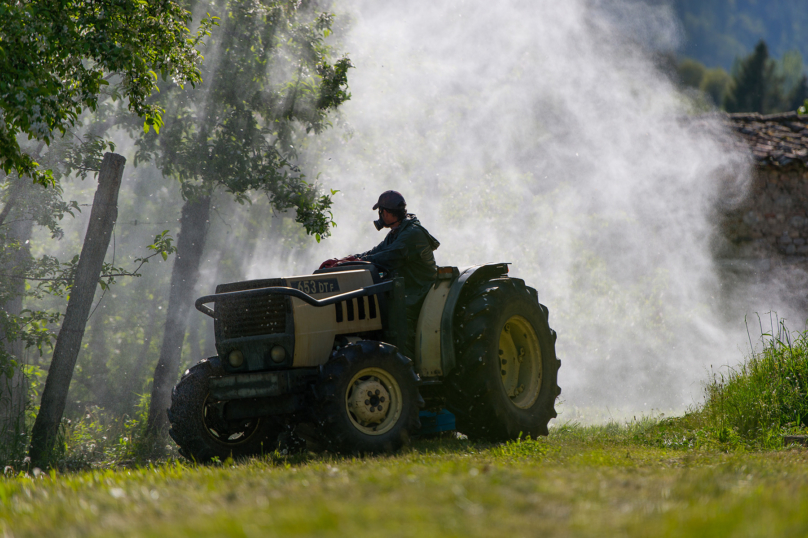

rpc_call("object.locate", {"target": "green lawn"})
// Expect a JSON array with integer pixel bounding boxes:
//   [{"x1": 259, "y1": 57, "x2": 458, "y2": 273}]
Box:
[{"x1": 2, "y1": 425, "x2": 808, "y2": 537}]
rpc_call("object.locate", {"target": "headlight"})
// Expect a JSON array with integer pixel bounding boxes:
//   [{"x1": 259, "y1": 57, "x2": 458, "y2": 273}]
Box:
[
  {"x1": 228, "y1": 350, "x2": 244, "y2": 368},
  {"x1": 270, "y1": 346, "x2": 286, "y2": 363}
]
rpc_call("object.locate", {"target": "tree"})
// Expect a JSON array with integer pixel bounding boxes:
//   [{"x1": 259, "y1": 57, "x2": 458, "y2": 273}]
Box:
[
  {"x1": 674, "y1": 57, "x2": 732, "y2": 109},
  {"x1": 700, "y1": 67, "x2": 732, "y2": 107},
  {"x1": 677, "y1": 58, "x2": 707, "y2": 89},
  {"x1": 0, "y1": 0, "x2": 214, "y2": 186},
  {"x1": 136, "y1": 0, "x2": 351, "y2": 437},
  {"x1": 724, "y1": 40, "x2": 782, "y2": 113},
  {"x1": 0, "y1": 181, "x2": 36, "y2": 452}
]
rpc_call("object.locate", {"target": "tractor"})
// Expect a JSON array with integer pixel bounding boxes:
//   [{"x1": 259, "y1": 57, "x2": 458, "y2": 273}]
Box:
[{"x1": 167, "y1": 262, "x2": 560, "y2": 460}]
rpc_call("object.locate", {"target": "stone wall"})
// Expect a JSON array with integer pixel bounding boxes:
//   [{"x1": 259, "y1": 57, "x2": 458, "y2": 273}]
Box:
[{"x1": 721, "y1": 164, "x2": 808, "y2": 258}]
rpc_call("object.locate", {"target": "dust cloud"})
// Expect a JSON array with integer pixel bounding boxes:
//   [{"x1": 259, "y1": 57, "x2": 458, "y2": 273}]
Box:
[{"x1": 244, "y1": 0, "x2": 801, "y2": 416}]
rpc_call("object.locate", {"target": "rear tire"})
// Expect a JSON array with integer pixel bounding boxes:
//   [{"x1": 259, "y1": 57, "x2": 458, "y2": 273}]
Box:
[
  {"x1": 315, "y1": 341, "x2": 423, "y2": 454},
  {"x1": 446, "y1": 279, "x2": 560, "y2": 440},
  {"x1": 168, "y1": 357, "x2": 283, "y2": 463}
]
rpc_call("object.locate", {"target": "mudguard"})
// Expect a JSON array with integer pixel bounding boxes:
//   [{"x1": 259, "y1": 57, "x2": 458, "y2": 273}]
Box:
[{"x1": 439, "y1": 263, "x2": 509, "y2": 374}]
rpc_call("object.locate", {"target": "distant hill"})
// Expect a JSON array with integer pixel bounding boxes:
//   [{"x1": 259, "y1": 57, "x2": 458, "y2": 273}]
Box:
[{"x1": 668, "y1": 0, "x2": 808, "y2": 70}]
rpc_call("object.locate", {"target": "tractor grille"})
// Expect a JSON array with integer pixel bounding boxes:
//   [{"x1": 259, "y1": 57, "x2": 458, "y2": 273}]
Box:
[{"x1": 215, "y1": 279, "x2": 288, "y2": 339}]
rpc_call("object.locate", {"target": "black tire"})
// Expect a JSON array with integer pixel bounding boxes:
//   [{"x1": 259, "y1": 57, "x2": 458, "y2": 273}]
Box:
[
  {"x1": 167, "y1": 357, "x2": 283, "y2": 463},
  {"x1": 446, "y1": 278, "x2": 560, "y2": 441},
  {"x1": 315, "y1": 341, "x2": 423, "y2": 454}
]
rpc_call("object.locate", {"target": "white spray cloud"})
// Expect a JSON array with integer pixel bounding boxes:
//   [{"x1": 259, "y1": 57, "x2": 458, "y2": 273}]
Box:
[{"x1": 240, "y1": 0, "x2": 799, "y2": 414}]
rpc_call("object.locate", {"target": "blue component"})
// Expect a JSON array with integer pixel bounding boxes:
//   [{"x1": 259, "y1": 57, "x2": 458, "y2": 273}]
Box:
[{"x1": 417, "y1": 409, "x2": 456, "y2": 435}]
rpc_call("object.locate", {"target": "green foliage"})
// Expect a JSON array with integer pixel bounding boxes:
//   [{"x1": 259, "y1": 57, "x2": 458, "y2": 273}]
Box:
[
  {"x1": 55, "y1": 398, "x2": 167, "y2": 470},
  {"x1": 675, "y1": 57, "x2": 733, "y2": 107},
  {"x1": 729, "y1": 42, "x2": 808, "y2": 113},
  {"x1": 0, "y1": 310, "x2": 61, "y2": 367},
  {"x1": 677, "y1": 42, "x2": 808, "y2": 113},
  {"x1": 26, "y1": 231, "x2": 177, "y2": 299},
  {"x1": 0, "y1": 388, "x2": 169, "y2": 471},
  {"x1": 724, "y1": 41, "x2": 780, "y2": 113},
  {"x1": 0, "y1": 1, "x2": 215, "y2": 186},
  {"x1": 133, "y1": 0, "x2": 351, "y2": 238},
  {"x1": 699, "y1": 318, "x2": 808, "y2": 446},
  {"x1": 1, "y1": 174, "x2": 79, "y2": 239},
  {"x1": 45, "y1": 135, "x2": 117, "y2": 182},
  {"x1": 487, "y1": 435, "x2": 549, "y2": 460},
  {"x1": 627, "y1": 317, "x2": 808, "y2": 451},
  {"x1": 700, "y1": 66, "x2": 733, "y2": 107},
  {"x1": 146, "y1": 230, "x2": 177, "y2": 262},
  {"x1": 677, "y1": 58, "x2": 707, "y2": 88}
]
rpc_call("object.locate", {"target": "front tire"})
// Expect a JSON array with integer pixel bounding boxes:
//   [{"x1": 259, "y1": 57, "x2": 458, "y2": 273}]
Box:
[
  {"x1": 168, "y1": 357, "x2": 282, "y2": 463},
  {"x1": 447, "y1": 279, "x2": 560, "y2": 440},
  {"x1": 315, "y1": 341, "x2": 423, "y2": 454}
]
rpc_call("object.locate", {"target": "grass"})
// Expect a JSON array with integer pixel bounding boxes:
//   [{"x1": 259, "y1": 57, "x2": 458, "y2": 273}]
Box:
[
  {"x1": 2, "y1": 427, "x2": 808, "y2": 537},
  {"x1": 699, "y1": 318, "x2": 808, "y2": 447}
]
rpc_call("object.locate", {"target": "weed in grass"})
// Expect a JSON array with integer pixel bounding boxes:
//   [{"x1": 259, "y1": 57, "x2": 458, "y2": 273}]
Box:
[
  {"x1": 636, "y1": 316, "x2": 808, "y2": 451},
  {"x1": 700, "y1": 317, "x2": 808, "y2": 448},
  {"x1": 488, "y1": 435, "x2": 549, "y2": 459}
]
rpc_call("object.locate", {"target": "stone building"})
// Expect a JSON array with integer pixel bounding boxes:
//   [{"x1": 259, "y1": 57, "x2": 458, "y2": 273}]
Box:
[{"x1": 721, "y1": 112, "x2": 808, "y2": 266}]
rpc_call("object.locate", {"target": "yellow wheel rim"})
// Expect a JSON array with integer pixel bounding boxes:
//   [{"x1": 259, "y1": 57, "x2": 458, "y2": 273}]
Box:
[
  {"x1": 345, "y1": 367, "x2": 403, "y2": 436},
  {"x1": 498, "y1": 315, "x2": 542, "y2": 409}
]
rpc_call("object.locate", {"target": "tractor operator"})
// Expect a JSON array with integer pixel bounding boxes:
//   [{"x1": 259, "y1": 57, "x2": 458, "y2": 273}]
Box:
[{"x1": 356, "y1": 190, "x2": 440, "y2": 356}]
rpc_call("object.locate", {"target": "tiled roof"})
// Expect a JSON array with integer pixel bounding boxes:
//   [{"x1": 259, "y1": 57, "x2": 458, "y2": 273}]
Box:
[{"x1": 726, "y1": 112, "x2": 808, "y2": 167}]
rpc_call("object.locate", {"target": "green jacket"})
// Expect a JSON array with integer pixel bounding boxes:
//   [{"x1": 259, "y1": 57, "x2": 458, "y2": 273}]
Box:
[{"x1": 357, "y1": 215, "x2": 440, "y2": 312}]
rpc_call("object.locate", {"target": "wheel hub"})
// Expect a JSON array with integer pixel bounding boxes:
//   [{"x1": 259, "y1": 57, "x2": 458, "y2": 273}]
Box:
[
  {"x1": 498, "y1": 315, "x2": 542, "y2": 409},
  {"x1": 344, "y1": 367, "x2": 404, "y2": 436},
  {"x1": 348, "y1": 377, "x2": 391, "y2": 424}
]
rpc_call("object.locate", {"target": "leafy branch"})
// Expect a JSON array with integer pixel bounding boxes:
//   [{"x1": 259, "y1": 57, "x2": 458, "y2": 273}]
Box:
[
  {"x1": 0, "y1": 1, "x2": 217, "y2": 186},
  {"x1": 20, "y1": 231, "x2": 177, "y2": 298},
  {"x1": 0, "y1": 309, "x2": 62, "y2": 377}
]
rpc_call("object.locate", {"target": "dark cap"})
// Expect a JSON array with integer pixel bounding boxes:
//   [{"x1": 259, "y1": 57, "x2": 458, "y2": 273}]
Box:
[{"x1": 372, "y1": 190, "x2": 406, "y2": 211}]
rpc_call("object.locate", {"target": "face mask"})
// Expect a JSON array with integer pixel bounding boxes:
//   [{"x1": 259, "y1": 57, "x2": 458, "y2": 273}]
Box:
[{"x1": 374, "y1": 209, "x2": 385, "y2": 231}]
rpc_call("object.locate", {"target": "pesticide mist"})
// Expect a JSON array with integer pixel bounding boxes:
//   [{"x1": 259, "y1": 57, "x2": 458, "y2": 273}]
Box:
[{"x1": 240, "y1": 0, "x2": 794, "y2": 416}]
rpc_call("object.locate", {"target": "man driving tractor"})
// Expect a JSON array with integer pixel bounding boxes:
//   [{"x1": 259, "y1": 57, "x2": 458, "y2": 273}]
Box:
[{"x1": 322, "y1": 190, "x2": 440, "y2": 356}]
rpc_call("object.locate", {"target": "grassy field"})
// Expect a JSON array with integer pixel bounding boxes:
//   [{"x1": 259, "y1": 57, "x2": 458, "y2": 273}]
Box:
[{"x1": 2, "y1": 421, "x2": 808, "y2": 538}]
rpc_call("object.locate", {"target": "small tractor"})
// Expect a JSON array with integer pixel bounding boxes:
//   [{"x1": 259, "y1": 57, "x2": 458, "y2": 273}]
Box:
[{"x1": 168, "y1": 262, "x2": 560, "y2": 460}]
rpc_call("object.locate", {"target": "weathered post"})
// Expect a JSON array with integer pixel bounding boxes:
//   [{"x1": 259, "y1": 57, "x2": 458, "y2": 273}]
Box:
[{"x1": 28, "y1": 153, "x2": 125, "y2": 466}]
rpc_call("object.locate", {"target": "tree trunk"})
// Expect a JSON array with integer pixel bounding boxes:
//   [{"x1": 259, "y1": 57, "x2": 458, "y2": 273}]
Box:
[
  {"x1": 0, "y1": 180, "x2": 34, "y2": 451},
  {"x1": 146, "y1": 195, "x2": 211, "y2": 437},
  {"x1": 0, "y1": 185, "x2": 20, "y2": 229},
  {"x1": 28, "y1": 153, "x2": 125, "y2": 466}
]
